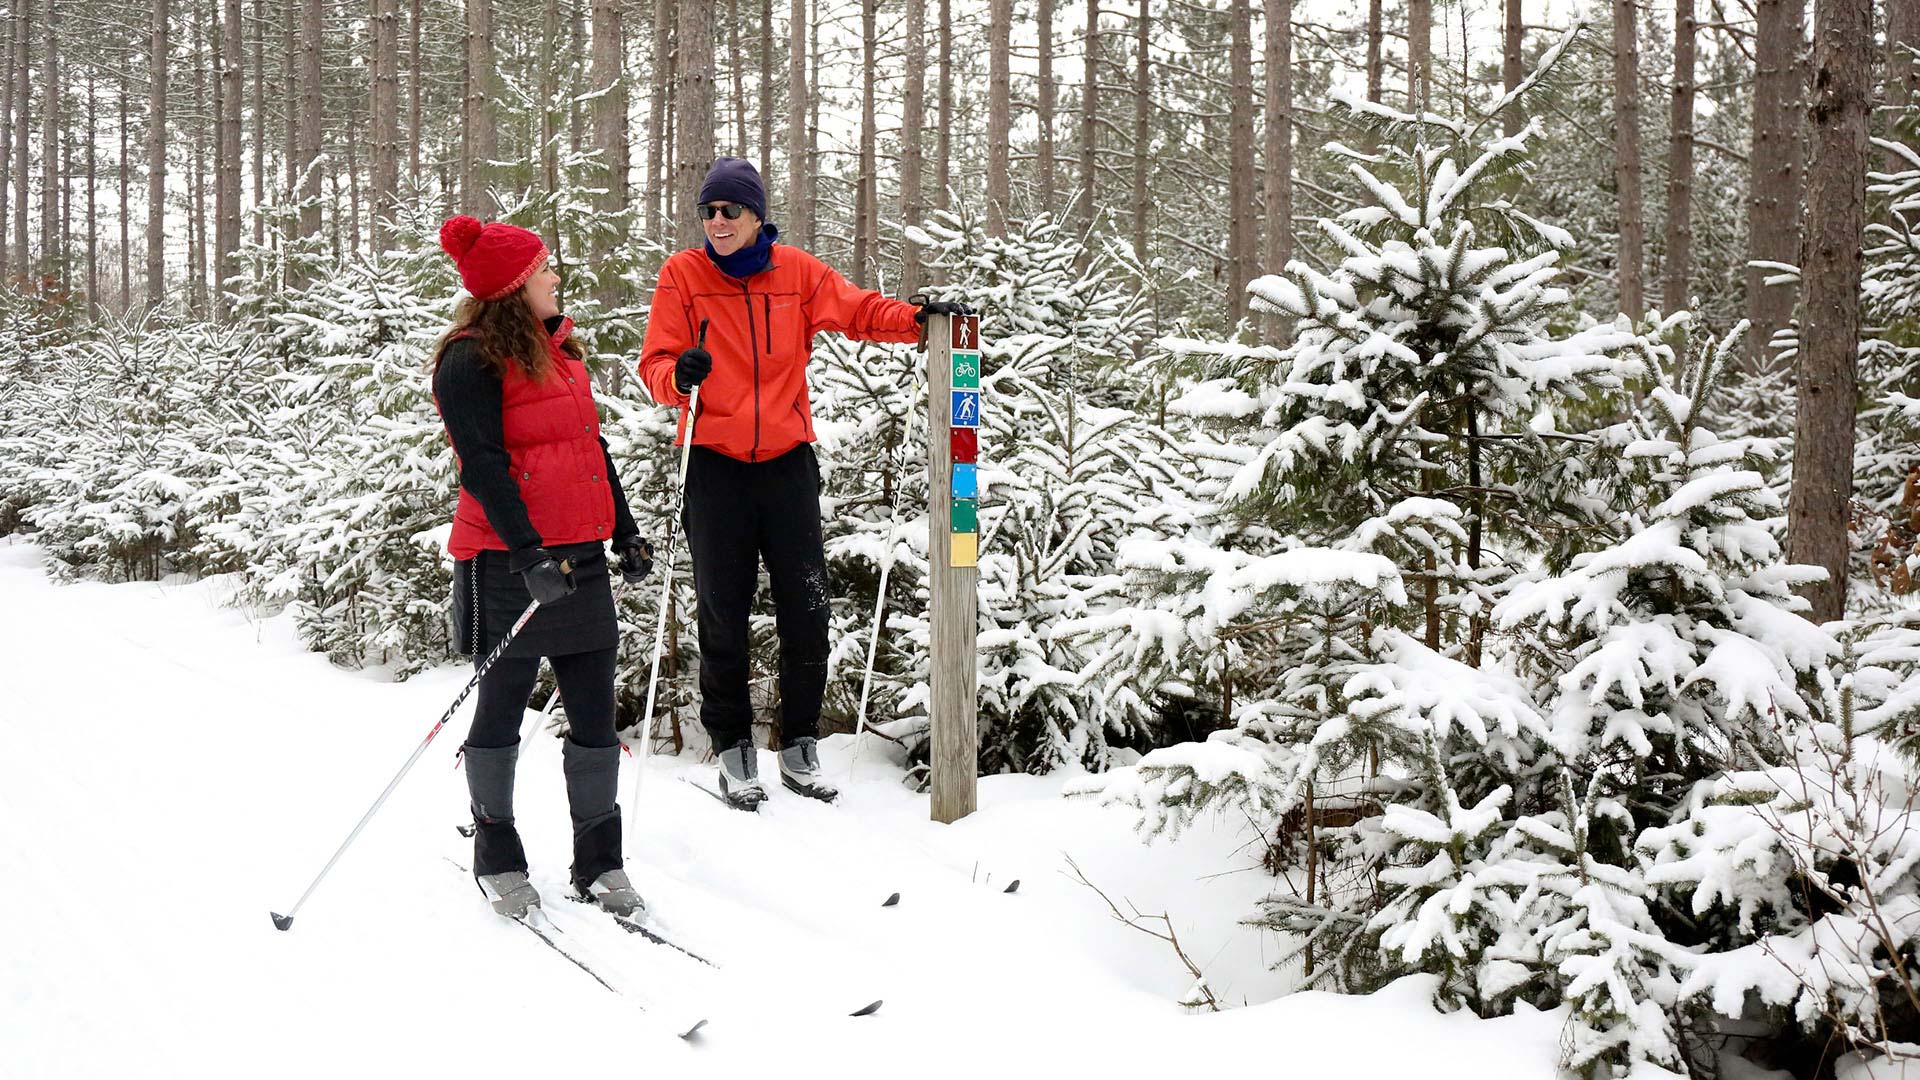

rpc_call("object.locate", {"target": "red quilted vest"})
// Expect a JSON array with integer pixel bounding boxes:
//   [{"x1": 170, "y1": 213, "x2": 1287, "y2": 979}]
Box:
[{"x1": 437, "y1": 316, "x2": 617, "y2": 559}]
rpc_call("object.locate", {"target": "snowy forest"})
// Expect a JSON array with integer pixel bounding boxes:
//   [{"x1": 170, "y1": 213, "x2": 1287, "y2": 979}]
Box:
[{"x1": 2, "y1": 0, "x2": 1919, "y2": 1076}]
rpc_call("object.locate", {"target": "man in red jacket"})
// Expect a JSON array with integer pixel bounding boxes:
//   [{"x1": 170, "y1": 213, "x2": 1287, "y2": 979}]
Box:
[{"x1": 639, "y1": 157, "x2": 968, "y2": 810}]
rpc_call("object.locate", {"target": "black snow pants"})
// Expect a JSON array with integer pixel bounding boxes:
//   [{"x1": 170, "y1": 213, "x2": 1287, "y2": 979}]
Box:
[{"x1": 683, "y1": 442, "x2": 830, "y2": 753}]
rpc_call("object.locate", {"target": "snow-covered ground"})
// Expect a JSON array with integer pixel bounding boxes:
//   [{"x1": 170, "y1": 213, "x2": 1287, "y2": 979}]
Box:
[{"x1": 0, "y1": 537, "x2": 1569, "y2": 1078}]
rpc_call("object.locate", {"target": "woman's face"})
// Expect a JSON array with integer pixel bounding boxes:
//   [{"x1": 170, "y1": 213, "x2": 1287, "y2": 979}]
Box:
[{"x1": 523, "y1": 262, "x2": 562, "y2": 320}]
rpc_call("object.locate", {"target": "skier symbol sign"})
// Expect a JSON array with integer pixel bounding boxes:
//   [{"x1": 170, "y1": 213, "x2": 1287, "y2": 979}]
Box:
[{"x1": 950, "y1": 391, "x2": 980, "y2": 428}]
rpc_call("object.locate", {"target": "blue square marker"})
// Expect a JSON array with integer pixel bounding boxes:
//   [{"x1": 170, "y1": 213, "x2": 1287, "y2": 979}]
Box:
[
  {"x1": 951, "y1": 390, "x2": 981, "y2": 428},
  {"x1": 952, "y1": 463, "x2": 977, "y2": 498}
]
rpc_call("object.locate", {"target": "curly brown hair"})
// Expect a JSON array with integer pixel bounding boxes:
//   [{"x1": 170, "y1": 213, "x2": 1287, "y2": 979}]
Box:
[{"x1": 431, "y1": 285, "x2": 583, "y2": 381}]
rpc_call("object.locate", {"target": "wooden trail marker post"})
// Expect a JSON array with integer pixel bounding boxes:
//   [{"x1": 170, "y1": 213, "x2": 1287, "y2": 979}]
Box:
[{"x1": 928, "y1": 313, "x2": 981, "y2": 823}]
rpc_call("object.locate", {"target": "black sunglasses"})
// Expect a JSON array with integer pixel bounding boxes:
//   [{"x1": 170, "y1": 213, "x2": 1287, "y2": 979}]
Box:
[{"x1": 698, "y1": 203, "x2": 749, "y2": 220}]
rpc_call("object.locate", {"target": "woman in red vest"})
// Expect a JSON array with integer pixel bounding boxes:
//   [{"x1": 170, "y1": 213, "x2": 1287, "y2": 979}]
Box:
[{"x1": 432, "y1": 215, "x2": 653, "y2": 921}]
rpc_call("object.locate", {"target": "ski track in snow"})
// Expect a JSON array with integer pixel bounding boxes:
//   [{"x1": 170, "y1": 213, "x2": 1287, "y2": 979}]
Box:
[{"x1": 0, "y1": 538, "x2": 1567, "y2": 1078}]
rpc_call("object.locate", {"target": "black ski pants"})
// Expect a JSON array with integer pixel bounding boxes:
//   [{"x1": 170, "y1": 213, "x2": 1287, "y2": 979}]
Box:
[
  {"x1": 467, "y1": 647, "x2": 619, "y2": 749},
  {"x1": 684, "y1": 443, "x2": 829, "y2": 752}
]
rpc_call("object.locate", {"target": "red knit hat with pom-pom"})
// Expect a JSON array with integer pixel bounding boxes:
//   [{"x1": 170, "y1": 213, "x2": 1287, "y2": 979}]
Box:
[{"x1": 439, "y1": 215, "x2": 549, "y2": 302}]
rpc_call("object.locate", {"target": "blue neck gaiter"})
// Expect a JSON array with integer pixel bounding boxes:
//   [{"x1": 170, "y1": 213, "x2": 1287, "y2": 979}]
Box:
[{"x1": 706, "y1": 223, "x2": 779, "y2": 279}]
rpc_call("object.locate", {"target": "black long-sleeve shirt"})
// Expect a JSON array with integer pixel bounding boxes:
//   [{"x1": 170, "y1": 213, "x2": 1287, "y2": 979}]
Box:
[{"x1": 433, "y1": 327, "x2": 639, "y2": 571}]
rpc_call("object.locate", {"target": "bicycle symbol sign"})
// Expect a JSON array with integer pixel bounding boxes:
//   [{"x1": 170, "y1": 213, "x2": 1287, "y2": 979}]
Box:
[
  {"x1": 952, "y1": 351, "x2": 980, "y2": 389},
  {"x1": 951, "y1": 390, "x2": 981, "y2": 428}
]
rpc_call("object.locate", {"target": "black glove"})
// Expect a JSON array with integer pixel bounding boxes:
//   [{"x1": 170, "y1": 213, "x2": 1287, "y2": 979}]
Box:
[
  {"x1": 517, "y1": 550, "x2": 577, "y2": 605},
  {"x1": 910, "y1": 296, "x2": 976, "y2": 323},
  {"x1": 613, "y1": 535, "x2": 654, "y2": 585},
  {"x1": 674, "y1": 347, "x2": 712, "y2": 394}
]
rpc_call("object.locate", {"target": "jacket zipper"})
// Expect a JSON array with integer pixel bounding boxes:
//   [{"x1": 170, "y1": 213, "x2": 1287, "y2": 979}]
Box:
[
  {"x1": 742, "y1": 280, "x2": 761, "y2": 462},
  {"x1": 763, "y1": 295, "x2": 773, "y2": 354}
]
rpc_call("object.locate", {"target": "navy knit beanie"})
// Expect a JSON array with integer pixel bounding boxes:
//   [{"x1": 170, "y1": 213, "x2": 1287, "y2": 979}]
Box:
[{"x1": 698, "y1": 157, "x2": 768, "y2": 222}]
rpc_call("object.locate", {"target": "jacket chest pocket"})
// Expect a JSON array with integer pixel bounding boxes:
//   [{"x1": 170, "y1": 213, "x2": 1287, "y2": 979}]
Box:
[{"x1": 764, "y1": 293, "x2": 804, "y2": 358}]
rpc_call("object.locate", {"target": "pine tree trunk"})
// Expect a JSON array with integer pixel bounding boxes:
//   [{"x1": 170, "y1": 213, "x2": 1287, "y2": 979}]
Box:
[
  {"x1": 13, "y1": 0, "x2": 29, "y2": 281},
  {"x1": 936, "y1": 0, "x2": 951, "y2": 211},
  {"x1": 656, "y1": 0, "x2": 678, "y2": 238},
  {"x1": 147, "y1": 0, "x2": 170, "y2": 311},
  {"x1": 39, "y1": 0, "x2": 56, "y2": 285},
  {"x1": 1407, "y1": 0, "x2": 1430, "y2": 111},
  {"x1": 806, "y1": 3, "x2": 819, "y2": 235},
  {"x1": 1890, "y1": 0, "x2": 1920, "y2": 109},
  {"x1": 592, "y1": 0, "x2": 627, "y2": 214},
  {"x1": 759, "y1": 0, "x2": 772, "y2": 177},
  {"x1": 986, "y1": 0, "x2": 1010, "y2": 234},
  {"x1": 1228, "y1": 0, "x2": 1253, "y2": 325},
  {"x1": 409, "y1": 0, "x2": 423, "y2": 188},
  {"x1": 1080, "y1": 0, "x2": 1097, "y2": 234},
  {"x1": 1413, "y1": 0, "x2": 1428, "y2": 112},
  {"x1": 1503, "y1": 0, "x2": 1523, "y2": 137},
  {"x1": 193, "y1": 0, "x2": 209, "y2": 312},
  {"x1": 1131, "y1": 0, "x2": 1147, "y2": 265},
  {"x1": 59, "y1": 90, "x2": 68, "y2": 297},
  {"x1": 854, "y1": 0, "x2": 875, "y2": 284},
  {"x1": 371, "y1": 0, "x2": 399, "y2": 252},
  {"x1": 1746, "y1": 0, "x2": 1804, "y2": 370},
  {"x1": 1263, "y1": 0, "x2": 1292, "y2": 338},
  {"x1": 785, "y1": 0, "x2": 805, "y2": 239},
  {"x1": 1662, "y1": 0, "x2": 1694, "y2": 315},
  {"x1": 298, "y1": 0, "x2": 323, "y2": 240},
  {"x1": 1786, "y1": 0, "x2": 1871, "y2": 622},
  {"x1": 729, "y1": 0, "x2": 746, "y2": 156},
  {"x1": 463, "y1": 0, "x2": 496, "y2": 217},
  {"x1": 120, "y1": 60, "x2": 130, "y2": 309},
  {"x1": 542, "y1": 0, "x2": 559, "y2": 193},
  {"x1": 1365, "y1": 0, "x2": 1382, "y2": 105},
  {"x1": 1611, "y1": 0, "x2": 1644, "y2": 319},
  {"x1": 569, "y1": 0, "x2": 585, "y2": 155},
  {"x1": 900, "y1": 0, "x2": 925, "y2": 295},
  {"x1": 252, "y1": 0, "x2": 265, "y2": 246},
  {"x1": 219, "y1": 0, "x2": 242, "y2": 305},
  {"x1": 283, "y1": 0, "x2": 296, "y2": 202},
  {"x1": 1036, "y1": 0, "x2": 1054, "y2": 216},
  {"x1": 345, "y1": 99, "x2": 361, "y2": 256},
  {"x1": 86, "y1": 68, "x2": 96, "y2": 316},
  {"x1": 0, "y1": 8, "x2": 14, "y2": 285},
  {"x1": 674, "y1": 0, "x2": 713, "y2": 250}
]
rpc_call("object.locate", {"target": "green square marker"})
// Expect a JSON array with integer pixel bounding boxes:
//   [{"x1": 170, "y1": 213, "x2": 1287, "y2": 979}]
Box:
[
  {"x1": 951, "y1": 351, "x2": 981, "y2": 389},
  {"x1": 951, "y1": 498, "x2": 978, "y2": 534}
]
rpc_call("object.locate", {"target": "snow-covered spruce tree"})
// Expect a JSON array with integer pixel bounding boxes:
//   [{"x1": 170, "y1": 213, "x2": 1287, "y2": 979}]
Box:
[
  {"x1": 1637, "y1": 613, "x2": 1920, "y2": 1072},
  {"x1": 1491, "y1": 323, "x2": 1839, "y2": 1075},
  {"x1": 1850, "y1": 135, "x2": 1920, "y2": 603},
  {"x1": 807, "y1": 207, "x2": 1178, "y2": 772},
  {"x1": 226, "y1": 201, "x2": 464, "y2": 673},
  {"x1": 1076, "y1": 25, "x2": 1653, "y2": 996}
]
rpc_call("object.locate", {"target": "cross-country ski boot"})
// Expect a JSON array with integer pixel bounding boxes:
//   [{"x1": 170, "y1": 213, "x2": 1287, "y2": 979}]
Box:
[
  {"x1": 579, "y1": 868, "x2": 646, "y2": 918},
  {"x1": 465, "y1": 742, "x2": 540, "y2": 919},
  {"x1": 778, "y1": 737, "x2": 839, "y2": 803},
  {"x1": 717, "y1": 740, "x2": 767, "y2": 812},
  {"x1": 562, "y1": 739, "x2": 646, "y2": 917},
  {"x1": 476, "y1": 870, "x2": 542, "y2": 919}
]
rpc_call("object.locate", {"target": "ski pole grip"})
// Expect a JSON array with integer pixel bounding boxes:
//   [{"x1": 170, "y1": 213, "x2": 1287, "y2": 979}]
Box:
[{"x1": 696, "y1": 319, "x2": 708, "y2": 349}]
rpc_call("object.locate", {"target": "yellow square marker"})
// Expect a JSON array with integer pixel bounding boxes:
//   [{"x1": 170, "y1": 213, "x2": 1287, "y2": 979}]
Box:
[{"x1": 950, "y1": 532, "x2": 978, "y2": 567}]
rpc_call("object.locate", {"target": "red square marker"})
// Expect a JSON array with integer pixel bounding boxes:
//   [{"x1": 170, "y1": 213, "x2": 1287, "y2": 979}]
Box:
[{"x1": 950, "y1": 427, "x2": 978, "y2": 463}]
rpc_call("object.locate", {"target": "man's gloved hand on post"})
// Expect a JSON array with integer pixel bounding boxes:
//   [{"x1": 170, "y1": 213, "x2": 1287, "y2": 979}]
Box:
[
  {"x1": 674, "y1": 346, "x2": 712, "y2": 394},
  {"x1": 512, "y1": 548, "x2": 577, "y2": 605},
  {"x1": 613, "y1": 535, "x2": 654, "y2": 584},
  {"x1": 909, "y1": 294, "x2": 977, "y2": 348}
]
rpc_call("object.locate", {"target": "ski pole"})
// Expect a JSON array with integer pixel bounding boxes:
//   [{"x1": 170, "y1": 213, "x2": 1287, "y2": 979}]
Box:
[
  {"x1": 272, "y1": 594, "x2": 547, "y2": 931},
  {"x1": 848, "y1": 374, "x2": 926, "y2": 784},
  {"x1": 628, "y1": 320, "x2": 707, "y2": 833}
]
